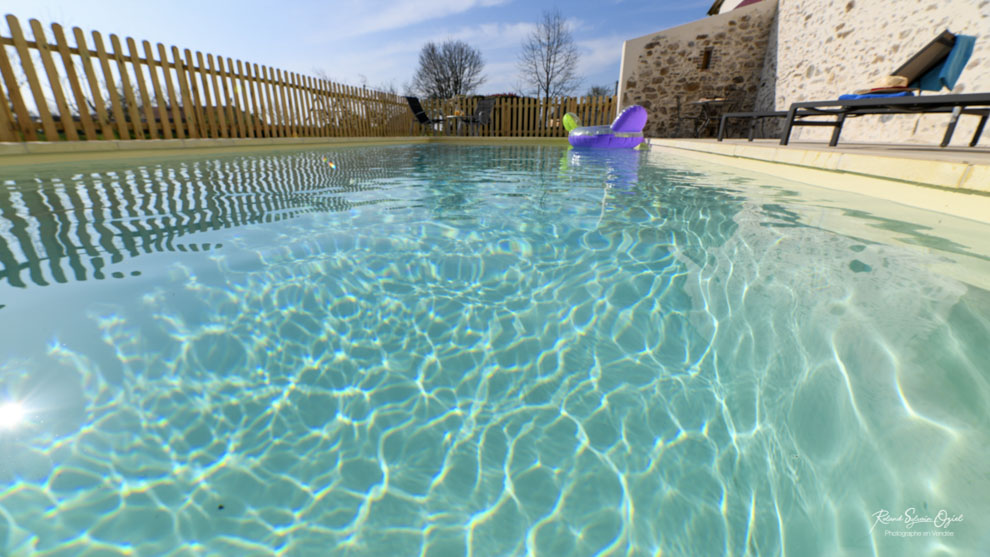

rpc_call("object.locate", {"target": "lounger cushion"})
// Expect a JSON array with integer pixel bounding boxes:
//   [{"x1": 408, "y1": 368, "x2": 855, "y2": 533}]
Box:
[
  {"x1": 838, "y1": 91, "x2": 915, "y2": 100},
  {"x1": 892, "y1": 31, "x2": 956, "y2": 83},
  {"x1": 915, "y1": 34, "x2": 975, "y2": 91}
]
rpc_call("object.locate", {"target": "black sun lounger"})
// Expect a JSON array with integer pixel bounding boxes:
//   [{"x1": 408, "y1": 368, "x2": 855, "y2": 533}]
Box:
[
  {"x1": 405, "y1": 96, "x2": 445, "y2": 135},
  {"x1": 457, "y1": 97, "x2": 496, "y2": 136},
  {"x1": 717, "y1": 111, "x2": 788, "y2": 141},
  {"x1": 777, "y1": 31, "x2": 982, "y2": 148},
  {"x1": 720, "y1": 31, "x2": 980, "y2": 146},
  {"x1": 778, "y1": 93, "x2": 990, "y2": 147}
]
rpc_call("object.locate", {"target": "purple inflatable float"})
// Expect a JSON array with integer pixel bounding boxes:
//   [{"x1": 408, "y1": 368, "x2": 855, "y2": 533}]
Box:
[{"x1": 566, "y1": 105, "x2": 647, "y2": 149}]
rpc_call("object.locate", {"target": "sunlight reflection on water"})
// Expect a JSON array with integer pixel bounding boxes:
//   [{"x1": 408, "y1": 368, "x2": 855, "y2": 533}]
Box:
[{"x1": 0, "y1": 145, "x2": 988, "y2": 556}]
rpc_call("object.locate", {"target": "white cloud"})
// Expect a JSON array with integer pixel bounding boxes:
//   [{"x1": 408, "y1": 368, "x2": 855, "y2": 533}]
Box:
[
  {"x1": 576, "y1": 36, "x2": 623, "y2": 77},
  {"x1": 303, "y1": 20, "x2": 535, "y2": 93},
  {"x1": 480, "y1": 60, "x2": 525, "y2": 94},
  {"x1": 442, "y1": 22, "x2": 537, "y2": 49},
  {"x1": 307, "y1": 0, "x2": 512, "y2": 41}
]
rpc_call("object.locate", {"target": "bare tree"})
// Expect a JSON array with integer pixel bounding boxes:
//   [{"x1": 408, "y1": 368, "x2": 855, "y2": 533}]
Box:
[
  {"x1": 411, "y1": 40, "x2": 486, "y2": 99},
  {"x1": 585, "y1": 84, "x2": 612, "y2": 97},
  {"x1": 518, "y1": 9, "x2": 581, "y2": 116}
]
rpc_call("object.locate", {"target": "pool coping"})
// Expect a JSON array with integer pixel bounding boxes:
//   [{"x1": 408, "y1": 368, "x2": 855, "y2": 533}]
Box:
[
  {"x1": 648, "y1": 138, "x2": 990, "y2": 225},
  {"x1": 648, "y1": 138, "x2": 990, "y2": 192}
]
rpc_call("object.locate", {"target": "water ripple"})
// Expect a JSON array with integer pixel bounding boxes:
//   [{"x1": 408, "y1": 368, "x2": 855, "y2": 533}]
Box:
[{"x1": 0, "y1": 145, "x2": 988, "y2": 556}]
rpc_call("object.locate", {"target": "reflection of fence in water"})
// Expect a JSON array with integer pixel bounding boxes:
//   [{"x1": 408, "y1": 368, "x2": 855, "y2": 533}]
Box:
[
  {"x1": 0, "y1": 142, "x2": 620, "y2": 288},
  {"x1": 0, "y1": 149, "x2": 405, "y2": 289}
]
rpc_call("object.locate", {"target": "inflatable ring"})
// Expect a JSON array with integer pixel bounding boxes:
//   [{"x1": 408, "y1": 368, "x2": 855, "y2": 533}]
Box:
[{"x1": 566, "y1": 105, "x2": 647, "y2": 149}]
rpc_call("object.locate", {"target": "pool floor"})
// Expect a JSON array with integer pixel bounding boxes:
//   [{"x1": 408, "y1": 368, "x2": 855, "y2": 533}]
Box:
[{"x1": 0, "y1": 144, "x2": 988, "y2": 556}]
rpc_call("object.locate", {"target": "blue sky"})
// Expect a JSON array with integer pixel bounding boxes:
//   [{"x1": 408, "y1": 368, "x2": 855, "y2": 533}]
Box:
[{"x1": 5, "y1": 0, "x2": 713, "y2": 96}]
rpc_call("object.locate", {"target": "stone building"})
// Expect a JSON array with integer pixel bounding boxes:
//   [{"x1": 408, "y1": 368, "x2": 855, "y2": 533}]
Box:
[
  {"x1": 618, "y1": 0, "x2": 990, "y2": 146},
  {"x1": 617, "y1": 0, "x2": 776, "y2": 139}
]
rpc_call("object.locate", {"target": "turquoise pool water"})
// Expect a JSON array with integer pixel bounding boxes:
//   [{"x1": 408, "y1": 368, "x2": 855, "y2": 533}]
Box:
[{"x1": 0, "y1": 144, "x2": 988, "y2": 556}]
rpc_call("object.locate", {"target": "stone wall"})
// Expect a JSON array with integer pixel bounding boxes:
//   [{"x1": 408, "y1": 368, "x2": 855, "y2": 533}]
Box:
[
  {"x1": 752, "y1": 5, "x2": 779, "y2": 115},
  {"x1": 617, "y1": 0, "x2": 777, "y2": 138},
  {"x1": 757, "y1": 0, "x2": 990, "y2": 146}
]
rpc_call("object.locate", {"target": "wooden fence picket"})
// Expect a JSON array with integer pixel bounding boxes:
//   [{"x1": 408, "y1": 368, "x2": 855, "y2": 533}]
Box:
[
  {"x1": 307, "y1": 75, "x2": 319, "y2": 135},
  {"x1": 353, "y1": 86, "x2": 366, "y2": 136},
  {"x1": 75, "y1": 28, "x2": 112, "y2": 139},
  {"x1": 268, "y1": 65, "x2": 282, "y2": 137},
  {"x1": 0, "y1": 84, "x2": 14, "y2": 141},
  {"x1": 289, "y1": 72, "x2": 302, "y2": 137},
  {"x1": 194, "y1": 51, "x2": 217, "y2": 138},
  {"x1": 524, "y1": 97, "x2": 529, "y2": 136},
  {"x1": 7, "y1": 16, "x2": 59, "y2": 140},
  {"x1": 343, "y1": 85, "x2": 354, "y2": 135},
  {"x1": 233, "y1": 59, "x2": 253, "y2": 138},
  {"x1": 93, "y1": 31, "x2": 129, "y2": 139},
  {"x1": 298, "y1": 74, "x2": 310, "y2": 136},
  {"x1": 259, "y1": 65, "x2": 275, "y2": 137},
  {"x1": 0, "y1": 35, "x2": 34, "y2": 140},
  {"x1": 516, "y1": 96, "x2": 523, "y2": 136},
  {"x1": 207, "y1": 54, "x2": 229, "y2": 138},
  {"x1": 285, "y1": 72, "x2": 298, "y2": 136},
  {"x1": 285, "y1": 70, "x2": 298, "y2": 136},
  {"x1": 158, "y1": 43, "x2": 185, "y2": 138},
  {"x1": 351, "y1": 85, "x2": 361, "y2": 136},
  {"x1": 109, "y1": 34, "x2": 145, "y2": 139},
  {"x1": 217, "y1": 57, "x2": 239, "y2": 138},
  {"x1": 300, "y1": 75, "x2": 314, "y2": 136},
  {"x1": 542, "y1": 97, "x2": 548, "y2": 135},
  {"x1": 272, "y1": 67, "x2": 287, "y2": 137},
  {"x1": 125, "y1": 37, "x2": 158, "y2": 139},
  {"x1": 316, "y1": 78, "x2": 329, "y2": 136},
  {"x1": 278, "y1": 70, "x2": 289, "y2": 136},
  {"x1": 331, "y1": 81, "x2": 345, "y2": 137},
  {"x1": 248, "y1": 63, "x2": 265, "y2": 137},
  {"x1": 252, "y1": 64, "x2": 270, "y2": 137},
  {"x1": 172, "y1": 46, "x2": 198, "y2": 138},
  {"x1": 275, "y1": 69, "x2": 289, "y2": 137},
  {"x1": 28, "y1": 19, "x2": 77, "y2": 140},
  {"x1": 142, "y1": 40, "x2": 171, "y2": 139},
  {"x1": 342, "y1": 84, "x2": 354, "y2": 136},
  {"x1": 182, "y1": 49, "x2": 204, "y2": 137},
  {"x1": 362, "y1": 87, "x2": 373, "y2": 136},
  {"x1": 297, "y1": 74, "x2": 308, "y2": 135},
  {"x1": 241, "y1": 61, "x2": 260, "y2": 138}
]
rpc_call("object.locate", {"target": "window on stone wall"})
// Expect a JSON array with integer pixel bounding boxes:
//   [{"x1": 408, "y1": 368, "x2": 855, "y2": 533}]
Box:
[{"x1": 700, "y1": 47, "x2": 714, "y2": 70}]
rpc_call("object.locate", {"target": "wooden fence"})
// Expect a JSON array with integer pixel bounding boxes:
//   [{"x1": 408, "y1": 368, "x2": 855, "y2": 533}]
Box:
[
  {"x1": 421, "y1": 95, "x2": 616, "y2": 138},
  {"x1": 0, "y1": 14, "x2": 615, "y2": 142}
]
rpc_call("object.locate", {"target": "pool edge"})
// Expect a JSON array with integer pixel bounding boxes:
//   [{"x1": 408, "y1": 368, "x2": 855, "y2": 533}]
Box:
[{"x1": 648, "y1": 138, "x2": 990, "y2": 225}]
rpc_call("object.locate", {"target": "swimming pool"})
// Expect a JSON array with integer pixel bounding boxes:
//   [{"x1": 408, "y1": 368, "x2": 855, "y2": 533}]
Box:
[{"x1": 0, "y1": 143, "x2": 988, "y2": 556}]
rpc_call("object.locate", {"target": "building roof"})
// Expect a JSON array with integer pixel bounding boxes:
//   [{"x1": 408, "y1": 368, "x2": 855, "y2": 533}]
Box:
[{"x1": 707, "y1": 0, "x2": 763, "y2": 15}]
